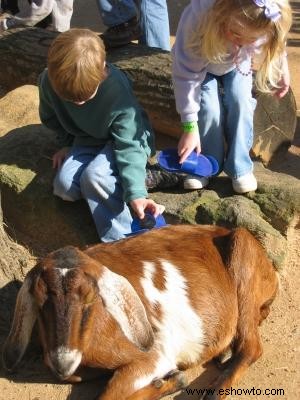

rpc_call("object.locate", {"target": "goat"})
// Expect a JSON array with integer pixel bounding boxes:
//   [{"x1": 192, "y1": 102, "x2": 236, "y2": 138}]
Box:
[{"x1": 2, "y1": 224, "x2": 278, "y2": 400}]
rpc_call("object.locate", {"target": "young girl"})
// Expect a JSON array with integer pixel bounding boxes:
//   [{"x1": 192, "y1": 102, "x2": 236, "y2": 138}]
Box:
[{"x1": 172, "y1": 0, "x2": 292, "y2": 192}]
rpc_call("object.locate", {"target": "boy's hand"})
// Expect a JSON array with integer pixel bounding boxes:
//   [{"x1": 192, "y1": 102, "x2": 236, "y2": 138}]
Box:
[
  {"x1": 178, "y1": 132, "x2": 201, "y2": 164},
  {"x1": 52, "y1": 147, "x2": 70, "y2": 169},
  {"x1": 130, "y1": 198, "x2": 165, "y2": 220}
]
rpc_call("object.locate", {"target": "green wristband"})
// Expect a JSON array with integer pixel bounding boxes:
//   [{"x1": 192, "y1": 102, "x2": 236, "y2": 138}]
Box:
[{"x1": 181, "y1": 121, "x2": 199, "y2": 134}]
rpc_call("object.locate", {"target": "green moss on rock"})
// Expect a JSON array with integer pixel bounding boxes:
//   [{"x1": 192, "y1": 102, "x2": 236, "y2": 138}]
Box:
[
  {"x1": 247, "y1": 184, "x2": 300, "y2": 234},
  {"x1": 0, "y1": 164, "x2": 35, "y2": 193},
  {"x1": 182, "y1": 191, "x2": 220, "y2": 224},
  {"x1": 182, "y1": 192, "x2": 287, "y2": 270}
]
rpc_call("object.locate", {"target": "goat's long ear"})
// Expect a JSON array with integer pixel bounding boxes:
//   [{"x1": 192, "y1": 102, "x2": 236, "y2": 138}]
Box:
[
  {"x1": 98, "y1": 267, "x2": 154, "y2": 351},
  {"x1": 2, "y1": 266, "x2": 41, "y2": 371}
]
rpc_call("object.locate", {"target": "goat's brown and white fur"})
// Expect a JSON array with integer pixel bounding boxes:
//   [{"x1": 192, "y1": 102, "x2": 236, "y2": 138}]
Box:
[{"x1": 2, "y1": 225, "x2": 278, "y2": 400}]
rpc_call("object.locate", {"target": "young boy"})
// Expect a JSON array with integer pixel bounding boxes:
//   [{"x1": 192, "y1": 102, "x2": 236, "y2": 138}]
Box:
[{"x1": 38, "y1": 28, "x2": 165, "y2": 242}]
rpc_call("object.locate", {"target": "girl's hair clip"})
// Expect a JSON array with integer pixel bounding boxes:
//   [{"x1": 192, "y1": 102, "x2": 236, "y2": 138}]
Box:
[{"x1": 252, "y1": 0, "x2": 281, "y2": 22}]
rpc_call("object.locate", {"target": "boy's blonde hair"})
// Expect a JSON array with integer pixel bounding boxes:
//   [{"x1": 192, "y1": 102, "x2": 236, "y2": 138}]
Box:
[
  {"x1": 189, "y1": 0, "x2": 292, "y2": 92},
  {"x1": 48, "y1": 28, "x2": 106, "y2": 102}
]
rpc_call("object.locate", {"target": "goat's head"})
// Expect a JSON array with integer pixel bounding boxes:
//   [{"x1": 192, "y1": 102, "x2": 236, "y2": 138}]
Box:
[{"x1": 2, "y1": 246, "x2": 154, "y2": 381}]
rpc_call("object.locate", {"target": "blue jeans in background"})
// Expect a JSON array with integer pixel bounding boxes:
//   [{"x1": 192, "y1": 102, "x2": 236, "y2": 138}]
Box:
[
  {"x1": 97, "y1": 0, "x2": 170, "y2": 50},
  {"x1": 53, "y1": 143, "x2": 133, "y2": 242},
  {"x1": 97, "y1": 0, "x2": 137, "y2": 26},
  {"x1": 198, "y1": 69, "x2": 257, "y2": 179}
]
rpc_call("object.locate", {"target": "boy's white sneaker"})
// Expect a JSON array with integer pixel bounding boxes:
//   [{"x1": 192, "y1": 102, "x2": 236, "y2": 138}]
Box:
[
  {"x1": 183, "y1": 175, "x2": 209, "y2": 190},
  {"x1": 232, "y1": 172, "x2": 257, "y2": 194}
]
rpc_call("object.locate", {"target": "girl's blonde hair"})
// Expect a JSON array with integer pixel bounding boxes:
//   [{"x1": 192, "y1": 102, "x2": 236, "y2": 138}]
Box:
[
  {"x1": 189, "y1": 0, "x2": 292, "y2": 92},
  {"x1": 48, "y1": 29, "x2": 106, "y2": 102}
]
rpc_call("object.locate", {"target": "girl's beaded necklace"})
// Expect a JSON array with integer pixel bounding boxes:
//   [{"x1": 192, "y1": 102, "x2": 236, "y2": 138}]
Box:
[{"x1": 233, "y1": 46, "x2": 253, "y2": 76}]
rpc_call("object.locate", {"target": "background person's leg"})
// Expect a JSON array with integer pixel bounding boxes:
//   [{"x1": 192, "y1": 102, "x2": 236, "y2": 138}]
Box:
[
  {"x1": 139, "y1": 0, "x2": 170, "y2": 50},
  {"x1": 51, "y1": 0, "x2": 73, "y2": 32},
  {"x1": 97, "y1": 0, "x2": 137, "y2": 26},
  {"x1": 97, "y1": 0, "x2": 140, "y2": 47},
  {"x1": 2, "y1": 0, "x2": 53, "y2": 29}
]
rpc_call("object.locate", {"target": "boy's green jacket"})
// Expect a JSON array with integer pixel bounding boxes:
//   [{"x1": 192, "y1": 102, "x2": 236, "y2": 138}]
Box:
[{"x1": 38, "y1": 64, "x2": 155, "y2": 203}]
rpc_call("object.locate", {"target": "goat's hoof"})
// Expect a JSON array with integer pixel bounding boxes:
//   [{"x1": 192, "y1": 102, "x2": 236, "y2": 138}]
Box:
[
  {"x1": 152, "y1": 378, "x2": 164, "y2": 388},
  {"x1": 152, "y1": 371, "x2": 187, "y2": 392},
  {"x1": 63, "y1": 374, "x2": 82, "y2": 383},
  {"x1": 214, "y1": 348, "x2": 233, "y2": 369},
  {"x1": 213, "y1": 358, "x2": 229, "y2": 370},
  {"x1": 166, "y1": 371, "x2": 187, "y2": 390},
  {"x1": 2, "y1": 343, "x2": 24, "y2": 373},
  {"x1": 163, "y1": 369, "x2": 180, "y2": 379}
]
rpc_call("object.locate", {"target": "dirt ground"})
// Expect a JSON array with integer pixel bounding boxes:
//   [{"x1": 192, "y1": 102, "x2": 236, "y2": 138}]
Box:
[{"x1": 0, "y1": 1, "x2": 299, "y2": 399}]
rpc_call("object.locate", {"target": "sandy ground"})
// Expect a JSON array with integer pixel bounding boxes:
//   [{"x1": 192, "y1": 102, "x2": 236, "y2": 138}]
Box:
[{"x1": 0, "y1": 1, "x2": 299, "y2": 399}]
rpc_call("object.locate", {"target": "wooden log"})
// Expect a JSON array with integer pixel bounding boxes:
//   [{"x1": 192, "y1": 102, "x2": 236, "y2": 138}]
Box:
[{"x1": 0, "y1": 27, "x2": 297, "y2": 162}]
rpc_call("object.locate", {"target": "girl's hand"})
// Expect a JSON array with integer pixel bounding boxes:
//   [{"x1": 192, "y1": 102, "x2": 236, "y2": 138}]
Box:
[
  {"x1": 274, "y1": 56, "x2": 290, "y2": 99},
  {"x1": 130, "y1": 198, "x2": 165, "y2": 220},
  {"x1": 52, "y1": 147, "x2": 70, "y2": 169},
  {"x1": 178, "y1": 132, "x2": 201, "y2": 164}
]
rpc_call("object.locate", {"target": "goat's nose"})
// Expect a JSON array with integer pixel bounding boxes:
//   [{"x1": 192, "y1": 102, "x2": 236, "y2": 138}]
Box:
[{"x1": 50, "y1": 346, "x2": 82, "y2": 379}]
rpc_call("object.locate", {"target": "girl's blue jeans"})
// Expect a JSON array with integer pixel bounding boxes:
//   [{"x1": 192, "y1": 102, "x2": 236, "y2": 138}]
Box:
[
  {"x1": 53, "y1": 143, "x2": 133, "y2": 242},
  {"x1": 199, "y1": 69, "x2": 257, "y2": 179},
  {"x1": 97, "y1": 0, "x2": 170, "y2": 50}
]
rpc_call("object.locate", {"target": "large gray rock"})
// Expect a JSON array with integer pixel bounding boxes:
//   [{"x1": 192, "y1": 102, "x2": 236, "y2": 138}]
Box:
[
  {"x1": 0, "y1": 85, "x2": 299, "y2": 268},
  {"x1": 253, "y1": 90, "x2": 297, "y2": 163}
]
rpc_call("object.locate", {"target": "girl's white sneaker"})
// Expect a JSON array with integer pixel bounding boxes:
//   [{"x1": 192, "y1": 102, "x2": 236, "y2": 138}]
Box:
[
  {"x1": 183, "y1": 176, "x2": 209, "y2": 190},
  {"x1": 232, "y1": 172, "x2": 257, "y2": 194}
]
